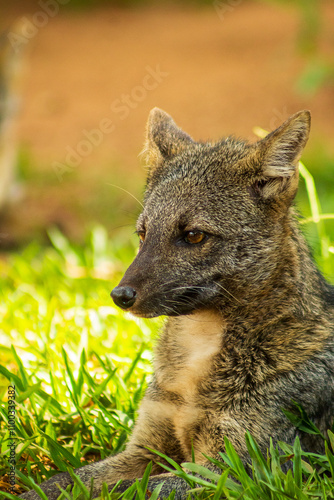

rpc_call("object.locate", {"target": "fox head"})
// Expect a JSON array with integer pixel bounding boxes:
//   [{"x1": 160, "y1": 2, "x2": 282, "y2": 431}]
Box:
[{"x1": 111, "y1": 108, "x2": 310, "y2": 318}]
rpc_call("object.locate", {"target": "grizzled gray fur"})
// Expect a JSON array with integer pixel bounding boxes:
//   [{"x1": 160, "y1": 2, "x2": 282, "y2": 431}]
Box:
[{"x1": 21, "y1": 108, "x2": 334, "y2": 499}]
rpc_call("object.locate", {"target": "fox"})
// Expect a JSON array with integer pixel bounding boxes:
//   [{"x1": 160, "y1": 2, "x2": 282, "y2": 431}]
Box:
[{"x1": 21, "y1": 108, "x2": 334, "y2": 499}]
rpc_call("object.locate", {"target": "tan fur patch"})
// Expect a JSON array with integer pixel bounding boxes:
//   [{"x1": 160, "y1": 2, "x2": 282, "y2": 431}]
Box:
[
  {"x1": 154, "y1": 310, "x2": 224, "y2": 456},
  {"x1": 166, "y1": 312, "x2": 224, "y2": 400},
  {"x1": 140, "y1": 399, "x2": 177, "y2": 421}
]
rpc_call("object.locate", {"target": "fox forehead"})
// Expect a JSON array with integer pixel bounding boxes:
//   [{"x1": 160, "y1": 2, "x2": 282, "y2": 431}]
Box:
[
  {"x1": 147, "y1": 138, "x2": 252, "y2": 186},
  {"x1": 144, "y1": 160, "x2": 245, "y2": 207}
]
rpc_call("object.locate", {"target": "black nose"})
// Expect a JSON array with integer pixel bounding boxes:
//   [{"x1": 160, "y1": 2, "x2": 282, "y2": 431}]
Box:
[{"x1": 110, "y1": 286, "x2": 137, "y2": 309}]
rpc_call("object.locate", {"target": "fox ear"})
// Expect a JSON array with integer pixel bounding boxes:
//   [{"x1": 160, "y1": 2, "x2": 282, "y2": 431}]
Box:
[
  {"x1": 143, "y1": 108, "x2": 194, "y2": 165},
  {"x1": 252, "y1": 110, "x2": 311, "y2": 200}
]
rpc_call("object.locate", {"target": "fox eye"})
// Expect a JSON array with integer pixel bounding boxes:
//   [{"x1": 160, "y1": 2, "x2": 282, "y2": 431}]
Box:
[
  {"x1": 137, "y1": 231, "x2": 146, "y2": 245},
  {"x1": 184, "y1": 230, "x2": 206, "y2": 245}
]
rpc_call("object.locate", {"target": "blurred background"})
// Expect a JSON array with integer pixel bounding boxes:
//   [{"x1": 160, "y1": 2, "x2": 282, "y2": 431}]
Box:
[
  {"x1": 0, "y1": 3, "x2": 334, "y2": 493},
  {"x1": 0, "y1": 0, "x2": 333, "y2": 248}
]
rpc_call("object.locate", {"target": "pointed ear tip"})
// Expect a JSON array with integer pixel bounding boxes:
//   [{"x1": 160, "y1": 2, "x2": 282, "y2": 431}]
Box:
[
  {"x1": 148, "y1": 107, "x2": 171, "y2": 123},
  {"x1": 294, "y1": 109, "x2": 311, "y2": 126}
]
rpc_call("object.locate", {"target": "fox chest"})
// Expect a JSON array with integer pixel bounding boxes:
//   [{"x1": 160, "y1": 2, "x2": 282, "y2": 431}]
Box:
[{"x1": 153, "y1": 311, "x2": 224, "y2": 456}]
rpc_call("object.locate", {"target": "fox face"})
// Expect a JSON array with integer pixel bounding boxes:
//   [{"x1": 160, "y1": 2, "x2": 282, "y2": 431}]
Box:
[{"x1": 111, "y1": 108, "x2": 310, "y2": 318}]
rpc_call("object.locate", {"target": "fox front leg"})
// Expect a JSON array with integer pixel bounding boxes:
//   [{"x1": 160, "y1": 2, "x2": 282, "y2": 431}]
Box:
[
  {"x1": 19, "y1": 398, "x2": 186, "y2": 500},
  {"x1": 19, "y1": 448, "x2": 160, "y2": 500},
  {"x1": 19, "y1": 457, "x2": 191, "y2": 500}
]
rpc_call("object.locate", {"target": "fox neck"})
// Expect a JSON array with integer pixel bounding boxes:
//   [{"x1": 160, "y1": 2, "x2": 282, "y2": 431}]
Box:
[{"x1": 203, "y1": 218, "x2": 333, "y2": 367}]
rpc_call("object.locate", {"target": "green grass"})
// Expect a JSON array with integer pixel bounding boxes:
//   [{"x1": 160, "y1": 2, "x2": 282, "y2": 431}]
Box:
[{"x1": 0, "y1": 159, "x2": 334, "y2": 499}]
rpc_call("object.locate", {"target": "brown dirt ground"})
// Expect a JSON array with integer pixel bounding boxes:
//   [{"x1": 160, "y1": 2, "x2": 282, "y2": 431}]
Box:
[{"x1": 1, "y1": 0, "x2": 334, "y2": 246}]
